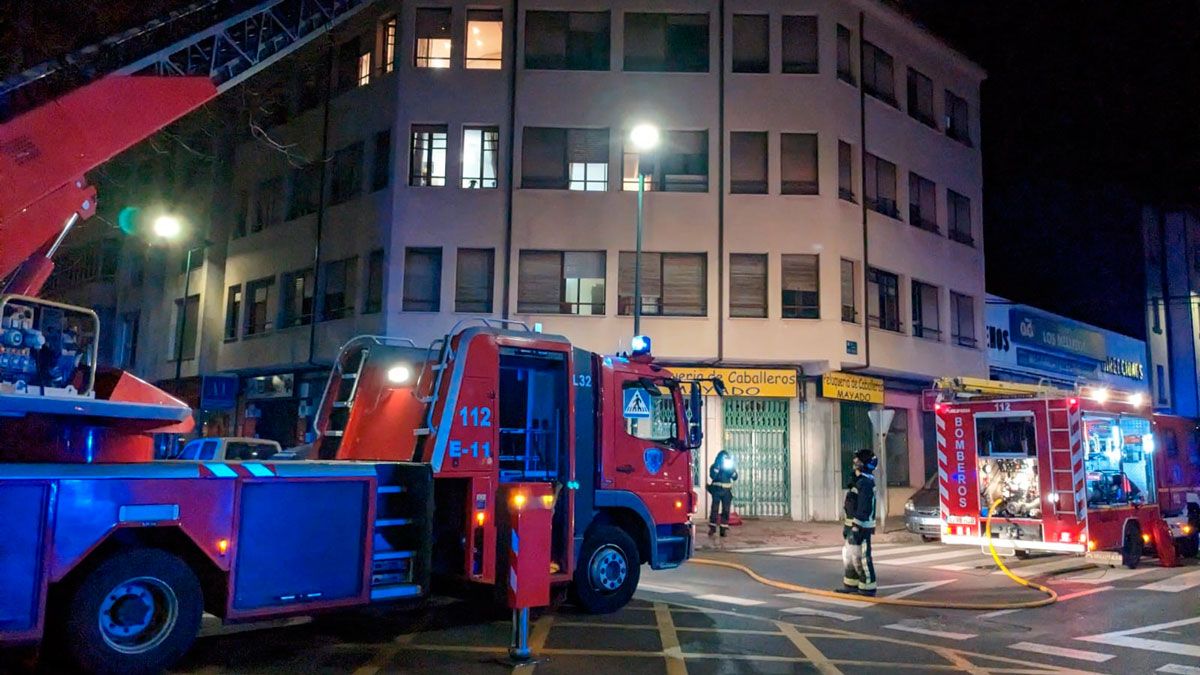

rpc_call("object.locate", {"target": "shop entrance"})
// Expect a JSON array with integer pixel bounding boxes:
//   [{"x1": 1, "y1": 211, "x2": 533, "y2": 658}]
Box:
[
  {"x1": 722, "y1": 398, "x2": 789, "y2": 517},
  {"x1": 251, "y1": 399, "x2": 300, "y2": 447},
  {"x1": 840, "y1": 401, "x2": 873, "y2": 483}
]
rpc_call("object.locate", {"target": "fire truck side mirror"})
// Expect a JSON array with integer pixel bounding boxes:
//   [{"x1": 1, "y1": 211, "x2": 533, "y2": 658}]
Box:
[{"x1": 687, "y1": 385, "x2": 704, "y2": 450}]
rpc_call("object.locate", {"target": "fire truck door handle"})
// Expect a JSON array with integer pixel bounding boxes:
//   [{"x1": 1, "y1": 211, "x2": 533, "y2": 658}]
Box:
[{"x1": 616, "y1": 464, "x2": 635, "y2": 474}]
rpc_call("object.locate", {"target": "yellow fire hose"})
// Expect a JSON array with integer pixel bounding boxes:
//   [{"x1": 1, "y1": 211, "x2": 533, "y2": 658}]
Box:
[{"x1": 692, "y1": 499, "x2": 1058, "y2": 610}]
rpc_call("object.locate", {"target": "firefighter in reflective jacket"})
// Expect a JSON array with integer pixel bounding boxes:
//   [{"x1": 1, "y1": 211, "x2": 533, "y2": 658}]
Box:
[
  {"x1": 836, "y1": 448, "x2": 878, "y2": 596},
  {"x1": 708, "y1": 451, "x2": 738, "y2": 537}
]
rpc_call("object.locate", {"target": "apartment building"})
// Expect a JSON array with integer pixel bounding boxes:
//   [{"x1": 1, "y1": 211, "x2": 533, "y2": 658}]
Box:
[{"x1": 70, "y1": 0, "x2": 987, "y2": 521}]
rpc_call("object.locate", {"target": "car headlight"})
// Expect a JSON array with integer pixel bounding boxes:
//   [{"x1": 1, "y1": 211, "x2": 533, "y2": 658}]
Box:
[{"x1": 904, "y1": 500, "x2": 915, "y2": 512}]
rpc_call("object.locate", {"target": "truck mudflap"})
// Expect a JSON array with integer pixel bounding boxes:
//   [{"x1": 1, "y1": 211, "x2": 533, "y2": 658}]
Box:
[{"x1": 0, "y1": 482, "x2": 51, "y2": 644}]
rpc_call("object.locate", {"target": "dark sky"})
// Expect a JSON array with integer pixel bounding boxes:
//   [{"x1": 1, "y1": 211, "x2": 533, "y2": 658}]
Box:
[
  {"x1": 903, "y1": 0, "x2": 1200, "y2": 338},
  {"x1": 5, "y1": 1, "x2": 1197, "y2": 337}
]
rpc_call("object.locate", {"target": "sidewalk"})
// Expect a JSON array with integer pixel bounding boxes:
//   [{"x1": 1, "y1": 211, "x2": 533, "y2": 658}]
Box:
[{"x1": 694, "y1": 517, "x2": 920, "y2": 551}]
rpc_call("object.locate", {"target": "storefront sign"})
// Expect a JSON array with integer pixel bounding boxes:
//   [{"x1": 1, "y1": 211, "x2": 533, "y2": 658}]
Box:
[
  {"x1": 244, "y1": 373, "x2": 294, "y2": 400},
  {"x1": 1010, "y1": 308, "x2": 1106, "y2": 360},
  {"x1": 670, "y1": 367, "x2": 797, "y2": 398},
  {"x1": 200, "y1": 375, "x2": 238, "y2": 410},
  {"x1": 821, "y1": 371, "x2": 884, "y2": 404}
]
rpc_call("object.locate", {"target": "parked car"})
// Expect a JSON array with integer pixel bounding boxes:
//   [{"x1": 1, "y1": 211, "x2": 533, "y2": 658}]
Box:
[
  {"x1": 178, "y1": 437, "x2": 282, "y2": 461},
  {"x1": 904, "y1": 473, "x2": 941, "y2": 541}
]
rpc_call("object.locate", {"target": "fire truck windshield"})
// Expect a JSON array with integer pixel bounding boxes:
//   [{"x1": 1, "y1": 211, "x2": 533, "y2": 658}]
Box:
[
  {"x1": 623, "y1": 380, "x2": 681, "y2": 445},
  {"x1": 1083, "y1": 413, "x2": 1155, "y2": 507}
]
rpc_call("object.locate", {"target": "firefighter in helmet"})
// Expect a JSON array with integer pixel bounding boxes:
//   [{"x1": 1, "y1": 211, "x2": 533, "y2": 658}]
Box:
[
  {"x1": 837, "y1": 448, "x2": 878, "y2": 596},
  {"x1": 708, "y1": 451, "x2": 738, "y2": 537}
]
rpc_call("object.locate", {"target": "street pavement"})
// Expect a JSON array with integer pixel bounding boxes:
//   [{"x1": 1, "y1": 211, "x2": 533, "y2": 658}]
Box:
[{"x1": 19, "y1": 535, "x2": 1192, "y2": 674}]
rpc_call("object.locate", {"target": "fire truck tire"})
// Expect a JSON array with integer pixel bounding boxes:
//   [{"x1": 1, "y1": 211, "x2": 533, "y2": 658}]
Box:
[
  {"x1": 1121, "y1": 524, "x2": 1143, "y2": 569},
  {"x1": 61, "y1": 548, "x2": 203, "y2": 675},
  {"x1": 572, "y1": 526, "x2": 641, "y2": 614},
  {"x1": 1178, "y1": 533, "x2": 1199, "y2": 559}
]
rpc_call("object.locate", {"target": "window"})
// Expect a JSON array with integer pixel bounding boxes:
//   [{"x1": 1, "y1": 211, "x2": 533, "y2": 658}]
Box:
[
  {"x1": 838, "y1": 140, "x2": 854, "y2": 201},
  {"x1": 626, "y1": 130, "x2": 707, "y2": 193},
  {"x1": 977, "y1": 414, "x2": 1037, "y2": 458},
  {"x1": 945, "y1": 90, "x2": 971, "y2": 145},
  {"x1": 781, "y1": 133, "x2": 818, "y2": 195},
  {"x1": 403, "y1": 247, "x2": 442, "y2": 312},
  {"x1": 365, "y1": 249, "x2": 384, "y2": 314},
  {"x1": 517, "y1": 250, "x2": 605, "y2": 315},
  {"x1": 371, "y1": 128, "x2": 392, "y2": 191},
  {"x1": 951, "y1": 292, "x2": 976, "y2": 347},
  {"x1": 380, "y1": 16, "x2": 397, "y2": 74},
  {"x1": 908, "y1": 172, "x2": 937, "y2": 232},
  {"x1": 623, "y1": 13, "x2": 709, "y2": 73},
  {"x1": 357, "y1": 51, "x2": 372, "y2": 86},
  {"x1": 118, "y1": 311, "x2": 139, "y2": 368},
  {"x1": 232, "y1": 190, "x2": 248, "y2": 238},
  {"x1": 911, "y1": 280, "x2": 940, "y2": 340},
  {"x1": 732, "y1": 15, "x2": 768, "y2": 74},
  {"x1": 868, "y1": 267, "x2": 900, "y2": 331},
  {"x1": 841, "y1": 259, "x2": 859, "y2": 323},
  {"x1": 245, "y1": 277, "x2": 274, "y2": 336},
  {"x1": 947, "y1": 189, "x2": 973, "y2": 245},
  {"x1": 172, "y1": 295, "x2": 200, "y2": 361},
  {"x1": 224, "y1": 286, "x2": 241, "y2": 341},
  {"x1": 907, "y1": 68, "x2": 935, "y2": 127},
  {"x1": 781, "y1": 254, "x2": 819, "y2": 319},
  {"x1": 322, "y1": 257, "x2": 358, "y2": 320},
  {"x1": 524, "y1": 11, "x2": 610, "y2": 71},
  {"x1": 618, "y1": 252, "x2": 706, "y2": 317},
  {"x1": 729, "y1": 131, "x2": 767, "y2": 194},
  {"x1": 522, "y1": 127, "x2": 609, "y2": 190},
  {"x1": 862, "y1": 42, "x2": 895, "y2": 105},
  {"x1": 280, "y1": 268, "x2": 314, "y2": 327},
  {"x1": 456, "y1": 248, "x2": 495, "y2": 313},
  {"x1": 288, "y1": 163, "x2": 321, "y2": 219},
  {"x1": 730, "y1": 253, "x2": 767, "y2": 318},
  {"x1": 1157, "y1": 365, "x2": 1168, "y2": 405},
  {"x1": 885, "y1": 408, "x2": 910, "y2": 486},
  {"x1": 463, "y1": 126, "x2": 500, "y2": 188},
  {"x1": 336, "y1": 38, "x2": 370, "y2": 91},
  {"x1": 330, "y1": 142, "x2": 363, "y2": 205},
  {"x1": 254, "y1": 177, "x2": 283, "y2": 230},
  {"x1": 623, "y1": 382, "x2": 677, "y2": 442},
  {"x1": 410, "y1": 125, "x2": 448, "y2": 187},
  {"x1": 837, "y1": 24, "x2": 855, "y2": 84},
  {"x1": 865, "y1": 153, "x2": 898, "y2": 218},
  {"x1": 782, "y1": 16, "x2": 818, "y2": 74},
  {"x1": 415, "y1": 8, "x2": 452, "y2": 68},
  {"x1": 466, "y1": 9, "x2": 503, "y2": 69}
]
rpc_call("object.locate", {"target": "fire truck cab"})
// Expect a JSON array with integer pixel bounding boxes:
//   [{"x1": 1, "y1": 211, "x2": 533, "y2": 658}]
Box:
[{"x1": 935, "y1": 377, "x2": 1178, "y2": 568}]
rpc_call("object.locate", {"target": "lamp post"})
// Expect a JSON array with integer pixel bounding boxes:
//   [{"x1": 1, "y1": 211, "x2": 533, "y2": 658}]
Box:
[
  {"x1": 629, "y1": 123, "x2": 660, "y2": 336},
  {"x1": 154, "y1": 214, "x2": 206, "y2": 393}
]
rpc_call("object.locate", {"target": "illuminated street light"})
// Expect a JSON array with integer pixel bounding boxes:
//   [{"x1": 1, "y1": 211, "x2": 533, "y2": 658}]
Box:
[
  {"x1": 630, "y1": 123, "x2": 661, "y2": 151},
  {"x1": 629, "y1": 123, "x2": 660, "y2": 337},
  {"x1": 153, "y1": 214, "x2": 183, "y2": 239}
]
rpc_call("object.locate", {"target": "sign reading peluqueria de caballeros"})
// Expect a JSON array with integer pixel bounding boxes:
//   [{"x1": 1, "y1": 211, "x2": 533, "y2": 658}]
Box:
[
  {"x1": 820, "y1": 371, "x2": 885, "y2": 404},
  {"x1": 669, "y1": 367, "x2": 798, "y2": 398}
]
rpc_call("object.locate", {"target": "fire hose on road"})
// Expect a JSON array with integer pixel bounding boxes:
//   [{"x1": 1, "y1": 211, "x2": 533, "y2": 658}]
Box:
[{"x1": 691, "y1": 499, "x2": 1060, "y2": 610}]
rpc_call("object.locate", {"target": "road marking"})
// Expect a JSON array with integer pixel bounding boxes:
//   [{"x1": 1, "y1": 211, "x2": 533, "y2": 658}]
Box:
[
  {"x1": 1008, "y1": 641, "x2": 1114, "y2": 663},
  {"x1": 1138, "y1": 567, "x2": 1200, "y2": 592},
  {"x1": 639, "y1": 582, "x2": 687, "y2": 594},
  {"x1": 991, "y1": 556, "x2": 1091, "y2": 578},
  {"x1": 816, "y1": 544, "x2": 935, "y2": 561},
  {"x1": 773, "y1": 543, "x2": 900, "y2": 557},
  {"x1": 883, "y1": 623, "x2": 977, "y2": 641},
  {"x1": 1059, "y1": 565, "x2": 1159, "y2": 584},
  {"x1": 1078, "y1": 615, "x2": 1200, "y2": 658},
  {"x1": 780, "y1": 606, "x2": 862, "y2": 622},
  {"x1": 880, "y1": 548, "x2": 982, "y2": 566},
  {"x1": 777, "y1": 592, "x2": 871, "y2": 607},
  {"x1": 1159, "y1": 664, "x2": 1200, "y2": 674},
  {"x1": 875, "y1": 579, "x2": 956, "y2": 600},
  {"x1": 978, "y1": 586, "x2": 1113, "y2": 618},
  {"x1": 695, "y1": 593, "x2": 765, "y2": 606},
  {"x1": 931, "y1": 559, "x2": 988, "y2": 571},
  {"x1": 735, "y1": 545, "x2": 809, "y2": 553},
  {"x1": 653, "y1": 602, "x2": 687, "y2": 675},
  {"x1": 777, "y1": 620, "x2": 843, "y2": 674}
]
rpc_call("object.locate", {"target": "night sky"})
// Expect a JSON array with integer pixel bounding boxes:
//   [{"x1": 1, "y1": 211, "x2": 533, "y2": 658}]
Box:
[{"x1": 5, "y1": 1, "x2": 1198, "y2": 338}]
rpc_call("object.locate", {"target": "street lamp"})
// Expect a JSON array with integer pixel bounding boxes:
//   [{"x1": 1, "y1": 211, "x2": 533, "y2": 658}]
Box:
[
  {"x1": 629, "y1": 123, "x2": 660, "y2": 336},
  {"x1": 153, "y1": 214, "x2": 183, "y2": 240}
]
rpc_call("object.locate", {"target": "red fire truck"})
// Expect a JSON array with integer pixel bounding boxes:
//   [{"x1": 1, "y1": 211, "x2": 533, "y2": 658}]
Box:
[
  {"x1": 935, "y1": 378, "x2": 1195, "y2": 567},
  {"x1": 0, "y1": 4, "x2": 702, "y2": 672}
]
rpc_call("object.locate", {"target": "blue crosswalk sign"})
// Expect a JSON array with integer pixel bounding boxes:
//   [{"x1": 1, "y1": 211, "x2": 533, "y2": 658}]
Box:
[{"x1": 623, "y1": 388, "x2": 652, "y2": 419}]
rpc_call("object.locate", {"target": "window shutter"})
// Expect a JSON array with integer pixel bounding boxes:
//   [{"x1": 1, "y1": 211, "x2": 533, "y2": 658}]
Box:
[
  {"x1": 522, "y1": 127, "x2": 568, "y2": 188},
  {"x1": 568, "y1": 129, "x2": 609, "y2": 164},
  {"x1": 781, "y1": 133, "x2": 818, "y2": 194},
  {"x1": 618, "y1": 251, "x2": 662, "y2": 315},
  {"x1": 662, "y1": 253, "x2": 705, "y2": 316},
  {"x1": 730, "y1": 254, "x2": 767, "y2": 317},
  {"x1": 518, "y1": 251, "x2": 563, "y2": 312}
]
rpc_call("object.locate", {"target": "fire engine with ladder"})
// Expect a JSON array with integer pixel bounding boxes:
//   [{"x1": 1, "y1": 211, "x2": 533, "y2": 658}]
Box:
[
  {"x1": 934, "y1": 377, "x2": 1199, "y2": 568},
  {"x1": 0, "y1": 2, "x2": 704, "y2": 672}
]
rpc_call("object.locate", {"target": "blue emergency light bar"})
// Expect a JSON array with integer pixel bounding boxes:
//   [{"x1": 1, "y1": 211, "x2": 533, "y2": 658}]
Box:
[{"x1": 631, "y1": 335, "x2": 652, "y2": 355}]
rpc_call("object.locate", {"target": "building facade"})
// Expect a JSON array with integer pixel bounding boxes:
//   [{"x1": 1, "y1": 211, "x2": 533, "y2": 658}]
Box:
[
  {"x1": 55, "y1": 0, "x2": 987, "y2": 521},
  {"x1": 1144, "y1": 207, "x2": 1200, "y2": 417}
]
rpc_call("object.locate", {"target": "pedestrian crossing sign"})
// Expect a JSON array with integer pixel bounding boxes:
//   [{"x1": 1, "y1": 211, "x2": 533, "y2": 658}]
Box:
[{"x1": 623, "y1": 388, "x2": 652, "y2": 419}]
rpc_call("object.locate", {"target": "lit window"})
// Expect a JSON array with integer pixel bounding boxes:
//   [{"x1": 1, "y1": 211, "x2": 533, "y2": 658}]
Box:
[
  {"x1": 466, "y1": 10, "x2": 503, "y2": 69},
  {"x1": 416, "y1": 8, "x2": 452, "y2": 68},
  {"x1": 462, "y1": 127, "x2": 500, "y2": 188},
  {"x1": 410, "y1": 125, "x2": 448, "y2": 187},
  {"x1": 569, "y1": 163, "x2": 608, "y2": 191},
  {"x1": 357, "y1": 51, "x2": 371, "y2": 86},
  {"x1": 381, "y1": 17, "x2": 397, "y2": 74}
]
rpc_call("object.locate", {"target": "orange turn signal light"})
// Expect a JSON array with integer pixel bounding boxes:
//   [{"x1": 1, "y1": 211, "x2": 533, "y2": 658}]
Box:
[
  {"x1": 217, "y1": 539, "x2": 230, "y2": 556},
  {"x1": 476, "y1": 511, "x2": 486, "y2": 526},
  {"x1": 512, "y1": 493, "x2": 527, "y2": 509}
]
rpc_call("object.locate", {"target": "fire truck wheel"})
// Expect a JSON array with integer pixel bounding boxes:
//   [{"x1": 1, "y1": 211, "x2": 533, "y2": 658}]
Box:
[
  {"x1": 1121, "y1": 524, "x2": 1143, "y2": 569},
  {"x1": 573, "y1": 526, "x2": 641, "y2": 614},
  {"x1": 62, "y1": 548, "x2": 203, "y2": 675}
]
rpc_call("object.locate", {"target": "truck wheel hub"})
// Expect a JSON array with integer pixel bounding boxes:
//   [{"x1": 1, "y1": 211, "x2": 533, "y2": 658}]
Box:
[
  {"x1": 589, "y1": 546, "x2": 628, "y2": 592},
  {"x1": 98, "y1": 577, "x2": 178, "y2": 654}
]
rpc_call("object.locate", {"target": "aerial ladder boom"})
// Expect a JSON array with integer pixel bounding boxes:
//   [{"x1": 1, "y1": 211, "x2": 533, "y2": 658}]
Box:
[{"x1": 0, "y1": 0, "x2": 379, "y2": 295}]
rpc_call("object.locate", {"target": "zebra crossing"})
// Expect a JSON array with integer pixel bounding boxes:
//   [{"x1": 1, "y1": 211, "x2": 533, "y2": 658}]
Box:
[{"x1": 740, "y1": 540, "x2": 1200, "y2": 591}]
